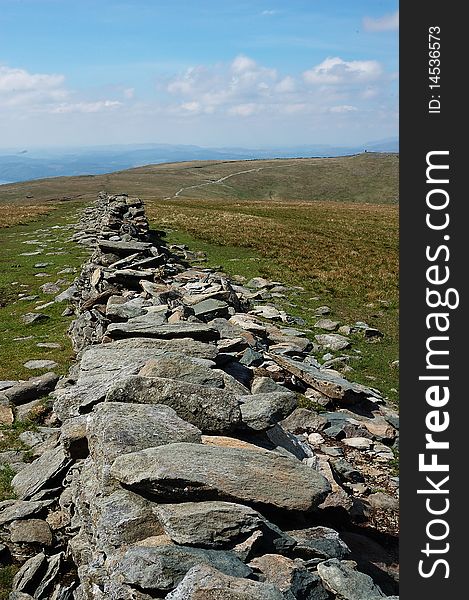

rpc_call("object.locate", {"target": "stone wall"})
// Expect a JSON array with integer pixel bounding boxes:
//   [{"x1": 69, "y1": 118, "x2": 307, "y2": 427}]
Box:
[{"x1": 2, "y1": 193, "x2": 399, "y2": 599}]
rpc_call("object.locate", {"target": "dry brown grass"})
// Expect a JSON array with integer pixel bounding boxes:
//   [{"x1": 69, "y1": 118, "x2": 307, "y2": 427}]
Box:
[
  {"x1": 0, "y1": 204, "x2": 56, "y2": 228},
  {"x1": 147, "y1": 198, "x2": 399, "y2": 304}
]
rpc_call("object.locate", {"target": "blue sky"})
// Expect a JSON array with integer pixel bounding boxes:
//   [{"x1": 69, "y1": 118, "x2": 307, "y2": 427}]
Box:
[{"x1": 0, "y1": 0, "x2": 398, "y2": 148}]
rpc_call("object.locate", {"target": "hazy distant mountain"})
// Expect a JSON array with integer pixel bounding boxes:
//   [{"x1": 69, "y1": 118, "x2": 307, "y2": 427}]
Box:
[{"x1": 0, "y1": 139, "x2": 398, "y2": 184}]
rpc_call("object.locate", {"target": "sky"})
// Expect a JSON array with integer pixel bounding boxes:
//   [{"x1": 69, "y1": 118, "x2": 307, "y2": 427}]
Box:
[{"x1": 0, "y1": 0, "x2": 399, "y2": 149}]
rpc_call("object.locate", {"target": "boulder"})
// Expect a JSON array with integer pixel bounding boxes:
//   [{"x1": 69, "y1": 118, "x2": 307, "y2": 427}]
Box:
[
  {"x1": 240, "y1": 392, "x2": 297, "y2": 431},
  {"x1": 106, "y1": 320, "x2": 219, "y2": 342},
  {"x1": 106, "y1": 376, "x2": 241, "y2": 434},
  {"x1": 110, "y1": 442, "x2": 331, "y2": 512},
  {"x1": 317, "y1": 558, "x2": 385, "y2": 600},
  {"x1": 138, "y1": 353, "x2": 224, "y2": 388},
  {"x1": 12, "y1": 446, "x2": 72, "y2": 500}
]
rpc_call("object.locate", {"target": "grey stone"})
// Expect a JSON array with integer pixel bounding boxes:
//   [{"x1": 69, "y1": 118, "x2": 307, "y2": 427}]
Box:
[
  {"x1": 251, "y1": 377, "x2": 288, "y2": 395},
  {"x1": 34, "y1": 552, "x2": 63, "y2": 599},
  {"x1": 265, "y1": 424, "x2": 313, "y2": 461},
  {"x1": 139, "y1": 353, "x2": 224, "y2": 388},
  {"x1": 98, "y1": 239, "x2": 153, "y2": 254},
  {"x1": 114, "y1": 545, "x2": 252, "y2": 592},
  {"x1": 288, "y1": 527, "x2": 350, "y2": 560},
  {"x1": 280, "y1": 408, "x2": 328, "y2": 434},
  {"x1": 4, "y1": 372, "x2": 58, "y2": 406},
  {"x1": 105, "y1": 295, "x2": 149, "y2": 320},
  {"x1": 0, "y1": 381, "x2": 17, "y2": 391},
  {"x1": 0, "y1": 500, "x2": 49, "y2": 526},
  {"x1": 87, "y1": 402, "x2": 201, "y2": 476},
  {"x1": 192, "y1": 298, "x2": 230, "y2": 320},
  {"x1": 239, "y1": 348, "x2": 264, "y2": 367},
  {"x1": 267, "y1": 354, "x2": 380, "y2": 404},
  {"x1": 36, "y1": 343, "x2": 61, "y2": 349},
  {"x1": 96, "y1": 489, "x2": 163, "y2": 548},
  {"x1": 240, "y1": 392, "x2": 297, "y2": 431},
  {"x1": 315, "y1": 334, "x2": 351, "y2": 351},
  {"x1": 12, "y1": 552, "x2": 47, "y2": 593},
  {"x1": 155, "y1": 501, "x2": 295, "y2": 553},
  {"x1": 53, "y1": 337, "x2": 217, "y2": 419},
  {"x1": 249, "y1": 555, "x2": 329, "y2": 600},
  {"x1": 317, "y1": 558, "x2": 385, "y2": 600},
  {"x1": 315, "y1": 319, "x2": 340, "y2": 331},
  {"x1": 40, "y1": 282, "x2": 61, "y2": 295},
  {"x1": 10, "y1": 519, "x2": 53, "y2": 545},
  {"x1": 12, "y1": 446, "x2": 72, "y2": 500},
  {"x1": 247, "y1": 277, "x2": 273, "y2": 289},
  {"x1": 23, "y1": 360, "x2": 58, "y2": 370},
  {"x1": 110, "y1": 442, "x2": 331, "y2": 512},
  {"x1": 106, "y1": 376, "x2": 241, "y2": 434},
  {"x1": 21, "y1": 313, "x2": 49, "y2": 325},
  {"x1": 106, "y1": 320, "x2": 219, "y2": 342},
  {"x1": 166, "y1": 564, "x2": 284, "y2": 600},
  {"x1": 54, "y1": 285, "x2": 79, "y2": 303}
]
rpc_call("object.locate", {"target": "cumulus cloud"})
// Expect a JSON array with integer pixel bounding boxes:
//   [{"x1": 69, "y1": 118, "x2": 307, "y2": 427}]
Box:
[
  {"x1": 363, "y1": 10, "x2": 399, "y2": 32},
  {"x1": 162, "y1": 53, "x2": 394, "y2": 123},
  {"x1": 303, "y1": 57, "x2": 383, "y2": 85},
  {"x1": 0, "y1": 63, "x2": 124, "y2": 114}
]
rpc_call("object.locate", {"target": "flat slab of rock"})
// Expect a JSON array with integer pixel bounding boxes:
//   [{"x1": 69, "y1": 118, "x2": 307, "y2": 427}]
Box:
[
  {"x1": 166, "y1": 564, "x2": 284, "y2": 599},
  {"x1": 3, "y1": 372, "x2": 58, "y2": 406},
  {"x1": 87, "y1": 402, "x2": 201, "y2": 474},
  {"x1": 106, "y1": 376, "x2": 241, "y2": 434},
  {"x1": 315, "y1": 333, "x2": 351, "y2": 351},
  {"x1": 12, "y1": 446, "x2": 71, "y2": 500},
  {"x1": 23, "y1": 360, "x2": 58, "y2": 370},
  {"x1": 268, "y1": 354, "x2": 380, "y2": 405},
  {"x1": 10, "y1": 519, "x2": 52, "y2": 546},
  {"x1": 240, "y1": 392, "x2": 297, "y2": 431},
  {"x1": 53, "y1": 337, "x2": 217, "y2": 419},
  {"x1": 106, "y1": 320, "x2": 219, "y2": 342},
  {"x1": 0, "y1": 500, "x2": 50, "y2": 526},
  {"x1": 113, "y1": 545, "x2": 252, "y2": 592},
  {"x1": 98, "y1": 239, "x2": 153, "y2": 254},
  {"x1": 139, "y1": 353, "x2": 223, "y2": 388},
  {"x1": 110, "y1": 442, "x2": 331, "y2": 512},
  {"x1": 22, "y1": 313, "x2": 49, "y2": 325},
  {"x1": 155, "y1": 501, "x2": 293, "y2": 552}
]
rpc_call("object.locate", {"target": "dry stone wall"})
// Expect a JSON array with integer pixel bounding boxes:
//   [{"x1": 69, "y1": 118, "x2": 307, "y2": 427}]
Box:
[{"x1": 1, "y1": 193, "x2": 399, "y2": 599}]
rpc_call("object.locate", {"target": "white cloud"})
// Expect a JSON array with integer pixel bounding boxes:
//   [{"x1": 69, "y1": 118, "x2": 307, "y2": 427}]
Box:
[
  {"x1": 261, "y1": 9, "x2": 279, "y2": 16},
  {"x1": 0, "y1": 65, "x2": 64, "y2": 93},
  {"x1": 49, "y1": 100, "x2": 122, "y2": 114},
  {"x1": 363, "y1": 10, "x2": 399, "y2": 32},
  {"x1": 329, "y1": 105, "x2": 358, "y2": 113},
  {"x1": 303, "y1": 57, "x2": 383, "y2": 85}
]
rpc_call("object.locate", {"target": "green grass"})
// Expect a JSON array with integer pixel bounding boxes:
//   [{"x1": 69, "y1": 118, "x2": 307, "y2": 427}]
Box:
[
  {"x1": 0, "y1": 201, "x2": 89, "y2": 380},
  {"x1": 0, "y1": 565, "x2": 19, "y2": 599}
]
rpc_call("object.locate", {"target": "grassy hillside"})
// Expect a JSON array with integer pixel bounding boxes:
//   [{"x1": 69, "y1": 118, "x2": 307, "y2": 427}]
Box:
[
  {"x1": 0, "y1": 153, "x2": 399, "y2": 401},
  {"x1": 0, "y1": 153, "x2": 398, "y2": 209}
]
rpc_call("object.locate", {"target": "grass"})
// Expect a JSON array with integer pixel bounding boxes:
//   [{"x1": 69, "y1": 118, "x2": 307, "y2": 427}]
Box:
[
  {"x1": 0, "y1": 201, "x2": 89, "y2": 380},
  {"x1": 0, "y1": 565, "x2": 18, "y2": 599},
  {"x1": 0, "y1": 153, "x2": 399, "y2": 206},
  {"x1": 151, "y1": 203, "x2": 399, "y2": 402}
]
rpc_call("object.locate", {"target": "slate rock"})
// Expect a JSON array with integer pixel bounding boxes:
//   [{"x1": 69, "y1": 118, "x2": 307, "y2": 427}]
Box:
[
  {"x1": 315, "y1": 334, "x2": 351, "y2": 351},
  {"x1": 155, "y1": 501, "x2": 295, "y2": 553},
  {"x1": 0, "y1": 500, "x2": 49, "y2": 526},
  {"x1": 21, "y1": 313, "x2": 49, "y2": 325},
  {"x1": 288, "y1": 526, "x2": 350, "y2": 560},
  {"x1": 23, "y1": 360, "x2": 58, "y2": 370},
  {"x1": 53, "y1": 337, "x2": 217, "y2": 419},
  {"x1": 87, "y1": 402, "x2": 201, "y2": 475},
  {"x1": 106, "y1": 319, "x2": 219, "y2": 341},
  {"x1": 249, "y1": 554, "x2": 330, "y2": 600},
  {"x1": 280, "y1": 408, "x2": 328, "y2": 434},
  {"x1": 251, "y1": 377, "x2": 288, "y2": 395},
  {"x1": 240, "y1": 392, "x2": 298, "y2": 431},
  {"x1": 166, "y1": 564, "x2": 284, "y2": 600},
  {"x1": 12, "y1": 446, "x2": 72, "y2": 500},
  {"x1": 192, "y1": 298, "x2": 230, "y2": 320},
  {"x1": 96, "y1": 489, "x2": 163, "y2": 549},
  {"x1": 317, "y1": 558, "x2": 385, "y2": 600},
  {"x1": 4, "y1": 373, "x2": 59, "y2": 406},
  {"x1": 106, "y1": 376, "x2": 241, "y2": 434},
  {"x1": 110, "y1": 442, "x2": 331, "y2": 512},
  {"x1": 268, "y1": 354, "x2": 380, "y2": 404},
  {"x1": 114, "y1": 545, "x2": 252, "y2": 592},
  {"x1": 239, "y1": 348, "x2": 264, "y2": 367},
  {"x1": 11, "y1": 552, "x2": 47, "y2": 594},
  {"x1": 10, "y1": 519, "x2": 53, "y2": 546},
  {"x1": 98, "y1": 239, "x2": 153, "y2": 254},
  {"x1": 139, "y1": 353, "x2": 224, "y2": 388}
]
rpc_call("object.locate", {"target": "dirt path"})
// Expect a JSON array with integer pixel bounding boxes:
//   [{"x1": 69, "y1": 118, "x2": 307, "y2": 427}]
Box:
[{"x1": 164, "y1": 167, "x2": 265, "y2": 200}]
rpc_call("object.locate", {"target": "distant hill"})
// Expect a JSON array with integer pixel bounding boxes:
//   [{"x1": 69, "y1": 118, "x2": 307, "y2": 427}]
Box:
[
  {"x1": 0, "y1": 153, "x2": 399, "y2": 206},
  {"x1": 0, "y1": 139, "x2": 398, "y2": 184}
]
